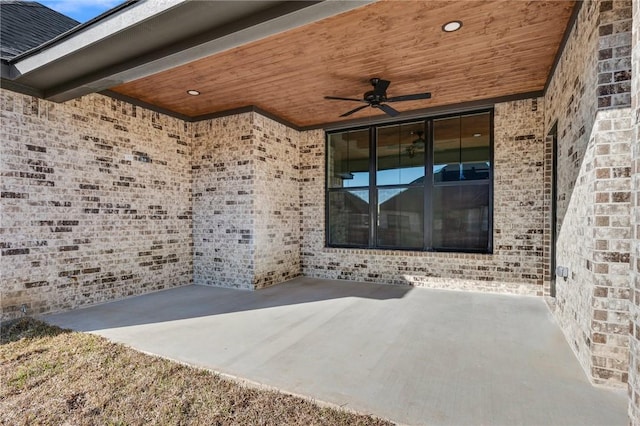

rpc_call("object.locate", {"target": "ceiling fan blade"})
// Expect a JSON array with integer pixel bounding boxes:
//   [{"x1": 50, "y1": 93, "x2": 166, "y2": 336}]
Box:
[
  {"x1": 340, "y1": 105, "x2": 369, "y2": 117},
  {"x1": 373, "y1": 78, "x2": 390, "y2": 95},
  {"x1": 386, "y1": 92, "x2": 432, "y2": 102},
  {"x1": 324, "y1": 96, "x2": 366, "y2": 102},
  {"x1": 378, "y1": 104, "x2": 399, "y2": 117}
]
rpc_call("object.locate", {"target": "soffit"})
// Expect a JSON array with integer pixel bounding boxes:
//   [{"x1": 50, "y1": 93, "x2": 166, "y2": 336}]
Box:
[
  {"x1": 5, "y1": 1, "x2": 373, "y2": 102},
  {"x1": 110, "y1": 0, "x2": 575, "y2": 128}
]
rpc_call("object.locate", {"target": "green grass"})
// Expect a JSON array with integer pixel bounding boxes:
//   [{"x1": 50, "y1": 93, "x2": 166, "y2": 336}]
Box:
[{"x1": 1, "y1": 318, "x2": 393, "y2": 425}]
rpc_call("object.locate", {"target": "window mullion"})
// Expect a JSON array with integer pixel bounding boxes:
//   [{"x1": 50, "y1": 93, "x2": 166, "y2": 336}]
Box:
[
  {"x1": 488, "y1": 110, "x2": 495, "y2": 253},
  {"x1": 369, "y1": 126, "x2": 377, "y2": 248},
  {"x1": 424, "y1": 119, "x2": 433, "y2": 250}
]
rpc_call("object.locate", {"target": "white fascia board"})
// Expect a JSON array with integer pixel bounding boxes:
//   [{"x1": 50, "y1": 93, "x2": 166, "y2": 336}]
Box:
[{"x1": 11, "y1": 0, "x2": 186, "y2": 75}]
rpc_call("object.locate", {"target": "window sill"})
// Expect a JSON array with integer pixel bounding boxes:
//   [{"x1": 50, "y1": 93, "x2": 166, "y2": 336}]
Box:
[{"x1": 323, "y1": 246, "x2": 493, "y2": 259}]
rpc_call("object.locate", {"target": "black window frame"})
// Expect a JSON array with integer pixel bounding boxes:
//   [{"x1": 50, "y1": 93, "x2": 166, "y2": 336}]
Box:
[{"x1": 325, "y1": 109, "x2": 494, "y2": 254}]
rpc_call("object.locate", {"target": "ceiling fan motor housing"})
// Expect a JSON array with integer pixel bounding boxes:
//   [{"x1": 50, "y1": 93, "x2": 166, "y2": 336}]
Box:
[{"x1": 364, "y1": 90, "x2": 386, "y2": 104}]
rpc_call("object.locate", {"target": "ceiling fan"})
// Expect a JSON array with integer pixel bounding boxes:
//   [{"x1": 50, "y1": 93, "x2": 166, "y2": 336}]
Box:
[{"x1": 324, "y1": 78, "x2": 431, "y2": 118}]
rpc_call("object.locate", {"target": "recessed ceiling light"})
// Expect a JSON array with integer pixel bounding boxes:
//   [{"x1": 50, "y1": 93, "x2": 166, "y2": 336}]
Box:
[
  {"x1": 473, "y1": 133, "x2": 482, "y2": 137},
  {"x1": 442, "y1": 20, "x2": 462, "y2": 32},
  {"x1": 187, "y1": 90, "x2": 200, "y2": 96}
]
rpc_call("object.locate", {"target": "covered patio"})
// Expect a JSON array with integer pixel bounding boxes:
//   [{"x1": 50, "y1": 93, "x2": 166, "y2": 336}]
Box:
[
  {"x1": 44, "y1": 277, "x2": 627, "y2": 425},
  {"x1": 2, "y1": 0, "x2": 640, "y2": 423}
]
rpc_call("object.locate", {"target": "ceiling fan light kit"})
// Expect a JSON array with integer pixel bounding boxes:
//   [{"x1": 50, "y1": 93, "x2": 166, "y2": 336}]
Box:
[{"x1": 324, "y1": 78, "x2": 431, "y2": 118}]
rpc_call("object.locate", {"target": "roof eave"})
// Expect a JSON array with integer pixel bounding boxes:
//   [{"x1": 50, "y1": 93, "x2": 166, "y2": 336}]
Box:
[
  {"x1": 3, "y1": 0, "x2": 375, "y2": 103},
  {"x1": 8, "y1": 0, "x2": 185, "y2": 71}
]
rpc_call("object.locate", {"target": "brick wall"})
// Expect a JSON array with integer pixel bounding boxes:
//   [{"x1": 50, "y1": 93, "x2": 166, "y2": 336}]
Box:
[
  {"x1": 589, "y1": 107, "x2": 632, "y2": 386},
  {"x1": 0, "y1": 90, "x2": 193, "y2": 321},
  {"x1": 299, "y1": 98, "x2": 547, "y2": 295},
  {"x1": 252, "y1": 114, "x2": 301, "y2": 289},
  {"x1": 544, "y1": 0, "x2": 632, "y2": 386},
  {"x1": 192, "y1": 113, "x2": 255, "y2": 289},
  {"x1": 1, "y1": 95, "x2": 302, "y2": 318},
  {"x1": 629, "y1": 0, "x2": 640, "y2": 420},
  {"x1": 542, "y1": 0, "x2": 598, "y2": 376},
  {"x1": 192, "y1": 112, "x2": 301, "y2": 290}
]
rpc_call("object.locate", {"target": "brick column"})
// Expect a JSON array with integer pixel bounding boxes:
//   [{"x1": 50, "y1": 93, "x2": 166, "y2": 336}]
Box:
[
  {"x1": 192, "y1": 114, "x2": 257, "y2": 289},
  {"x1": 192, "y1": 112, "x2": 302, "y2": 290},
  {"x1": 547, "y1": 0, "x2": 633, "y2": 387},
  {"x1": 628, "y1": 0, "x2": 640, "y2": 420},
  {"x1": 588, "y1": 0, "x2": 633, "y2": 385},
  {"x1": 252, "y1": 113, "x2": 302, "y2": 289}
]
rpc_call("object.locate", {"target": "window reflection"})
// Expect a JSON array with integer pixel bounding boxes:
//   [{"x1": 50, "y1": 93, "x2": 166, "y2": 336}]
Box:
[
  {"x1": 377, "y1": 187, "x2": 423, "y2": 248},
  {"x1": 328, "y1": 129, "x2": 370, "y2": 188},
  {"x1": 433, "y1": 113, "x2": 490, "y2": 182},
  {"x1": 377, "y1": 122, "x2": 425, "y2": 186},
  {"x1": 326, "y1": 110, "x2": 492, "y2": 252},
  {"x1": 328, "y1": 190, "x2": 369, "y2": 246},
  {"x1": 432, "y1": 184, "x2": 489, "y2": 250}
]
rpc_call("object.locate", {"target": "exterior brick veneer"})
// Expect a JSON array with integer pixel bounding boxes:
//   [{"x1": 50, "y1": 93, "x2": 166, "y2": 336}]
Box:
[
  {"x1": 544, "y1": 0, "x2": 632, "y2": 386},
  {"x1": 0, "y1": 91, "x2": 193, "y2": 320},
  {"x1": 192, "y1": 112, "x2": 301, "y2": 290},
  {"x1": 252, "y1": 114, "x2": 302, "y2": 288},
  {"x1": 192, "y1": 113, "x2": 255, "y2": 289},
  {"x1": 629, "y1": 0, "x2": 640, "y2": 420}
]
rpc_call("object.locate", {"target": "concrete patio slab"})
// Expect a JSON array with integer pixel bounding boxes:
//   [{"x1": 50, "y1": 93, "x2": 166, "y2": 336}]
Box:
[{"x1": 44, "y1": 277, "x2": 627, "y2": 425}]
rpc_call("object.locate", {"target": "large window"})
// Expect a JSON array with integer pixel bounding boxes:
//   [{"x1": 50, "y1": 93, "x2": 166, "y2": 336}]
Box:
[{"x1": 326, "y1": 110, "x2": 492, "y2": 253}]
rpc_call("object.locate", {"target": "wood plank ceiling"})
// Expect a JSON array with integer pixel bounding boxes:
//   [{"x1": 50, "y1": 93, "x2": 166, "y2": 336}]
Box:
[{"x1": 111, "y1": 0, "x2": 575, "y2": 128}]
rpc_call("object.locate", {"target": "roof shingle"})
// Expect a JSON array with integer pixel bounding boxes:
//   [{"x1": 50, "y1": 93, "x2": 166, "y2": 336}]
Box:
[{"x1": 1, "y1": 1, "x2": 79, "y2": 60}]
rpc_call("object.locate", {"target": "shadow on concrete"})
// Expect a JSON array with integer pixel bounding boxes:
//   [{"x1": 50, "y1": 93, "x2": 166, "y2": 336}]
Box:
[
  {"x1": 42, "y1": 276, "x2": 629, "y2": 425},
  {"x1": 44, "y1": 276, "x2": 412, "y2": 332}
]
